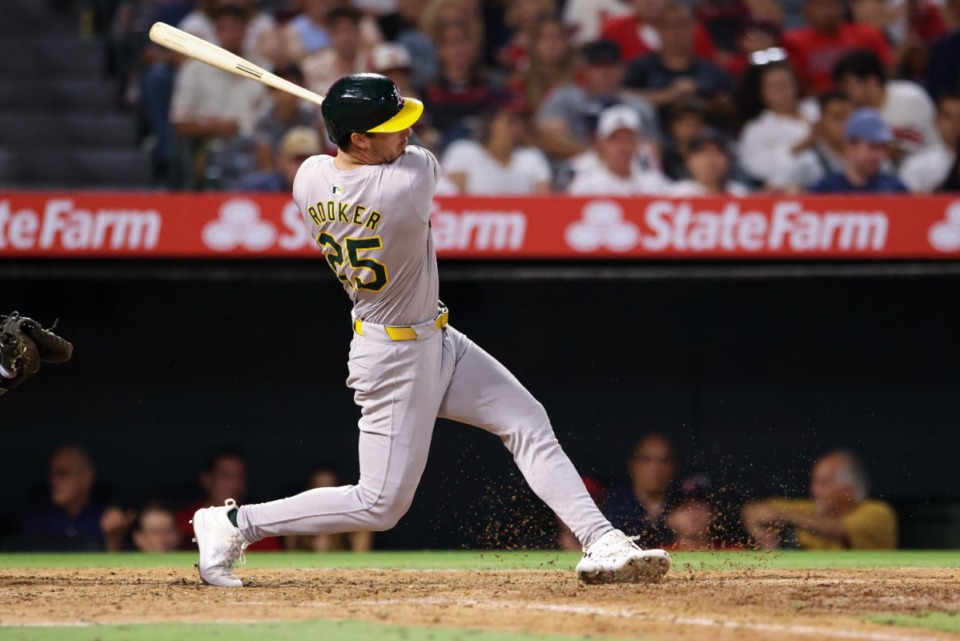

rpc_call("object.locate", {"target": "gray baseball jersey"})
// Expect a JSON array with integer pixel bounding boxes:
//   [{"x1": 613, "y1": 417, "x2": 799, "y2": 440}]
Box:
[
  {"x1": 292, "y1": 146, "x2": 440, "y2": 326},
  {"x1": 235, "y1": 146, "x2": 612, "y2": 550}
]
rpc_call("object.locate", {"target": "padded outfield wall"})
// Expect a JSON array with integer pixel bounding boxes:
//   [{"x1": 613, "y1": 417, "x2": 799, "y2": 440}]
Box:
[{"x1": 1, "y1": 193, "x2": 959, "y2": 549}]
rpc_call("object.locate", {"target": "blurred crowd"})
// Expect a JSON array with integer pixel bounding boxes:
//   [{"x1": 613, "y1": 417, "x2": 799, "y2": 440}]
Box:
[
  {"x1": 96, "y1": 0, "x2": 960, "y2": 194},
  {"x1": 2, "y1": 439, "x2": 897, "y2": 553}
]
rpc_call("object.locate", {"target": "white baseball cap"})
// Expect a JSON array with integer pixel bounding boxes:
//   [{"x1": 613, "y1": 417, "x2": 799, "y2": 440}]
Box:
[
  {"x1": 596, "y1": 105, "x2": 641, "y2": 139},
  {"x1": 369, "y1": 42, "x2": 412, "y2": 73}
]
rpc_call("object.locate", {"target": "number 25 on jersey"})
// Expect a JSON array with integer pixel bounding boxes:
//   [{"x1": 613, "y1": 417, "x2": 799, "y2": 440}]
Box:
[{"x1": 316, "y1": 233, "x2": 390, "y2": 292}]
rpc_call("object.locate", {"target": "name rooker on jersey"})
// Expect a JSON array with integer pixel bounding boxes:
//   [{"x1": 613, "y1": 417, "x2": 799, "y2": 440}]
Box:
[{"x1": 0, "y1": 199, "x2": 161, "y2": 250}]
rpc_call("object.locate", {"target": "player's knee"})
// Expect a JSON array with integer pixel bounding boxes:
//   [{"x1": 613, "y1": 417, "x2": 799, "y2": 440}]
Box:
[{"x1": 366, "y1": 493, "x2": 413, "y2": 531}]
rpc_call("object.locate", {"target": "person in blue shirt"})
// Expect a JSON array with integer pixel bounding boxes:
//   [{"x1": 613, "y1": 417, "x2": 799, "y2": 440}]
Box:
[
  {"x1": 15, "y1": 446, "x2": 107, "y2": 551},
  {"x1": 809, "y1": 108, "x2": 909, "y2": 193}
]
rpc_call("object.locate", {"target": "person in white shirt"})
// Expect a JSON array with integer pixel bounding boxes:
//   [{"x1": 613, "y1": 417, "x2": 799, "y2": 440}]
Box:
[
  {"x1": 832, "y1": 48, "x2": 938, "y2": 162},
  {"x1": 441, "y1": 98, "x2": 552, "y2": 195},
  {"x1": 736, "y1": 61, "x2": 815, "y2": 188},
  {"x1": 900, "y1": 92, "x2": 960, "y2": 192},
  {"x1": 566, "y1": 105, "x2": 672, "y2": 195},
  {"x1": 671, "y1": 128, "x2": 750, "y2": 196}
]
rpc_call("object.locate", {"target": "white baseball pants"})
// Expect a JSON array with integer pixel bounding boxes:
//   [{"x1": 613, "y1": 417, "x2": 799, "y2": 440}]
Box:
[{"x1": 237, "y1": 319, "x2": 612, "y2": 548}]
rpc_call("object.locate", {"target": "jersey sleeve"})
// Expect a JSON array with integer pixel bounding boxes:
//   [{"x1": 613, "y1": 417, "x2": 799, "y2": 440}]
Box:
[{"x1": 403, "y1": 145, "x2": 441, "y2": 223}]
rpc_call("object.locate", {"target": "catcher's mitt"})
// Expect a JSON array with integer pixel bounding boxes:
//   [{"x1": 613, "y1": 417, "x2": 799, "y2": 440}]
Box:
[{"x1": 0, "y1": 312, "x2": 73, "y2": 395}]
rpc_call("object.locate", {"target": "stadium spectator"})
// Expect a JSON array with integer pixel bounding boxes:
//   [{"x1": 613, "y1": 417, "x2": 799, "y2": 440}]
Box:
[
  {"x1": 132, "y1": 501, "x2": 183, "y2": 552},
  {"x1": 286, "y1": 466, "x2": 373, "y2": 551},
  {"x1": 179, "y1": 0, "x2": 281, "y2": 65},
  {"x1": 536, "y1": 39, "x2": 660, "y2": 164},
  {"x1": 849, "y1": 0, "x2": 947, "y2": 82},
  {"x1": 303, "y1": 7, "x2": 370, "y2": 96},
  {"x1": 126, "y1": 1, "x2": 193, "y2": 185},
  {"x1": 901, "y1": 92, "x2": 960, "y2": 192},
  {"x1": 780, "y1": 90, "x2": 852, "y2": 192},
  {"x1": 600, "y1": 0, "x2": 716, "y2": 63},
  {"x1": 234, "y1": 126, "x2": 321, "y2": 191},
  {"x1": 670, "y1": 128, "x2": 750, "y2": 195},
  {"x1": 281, "y1": 0, "x2": 332, "y2": 61},
  {"x1": 623, "y1": 1, "x2": 737, "y2": 133},
  {"x1": 176, "y1": 448, "x2": 280, "y2": 551},
  {"x1": 251, "y1": 64, "x2": 321, "y2": 171},
  {"x1": 169, "y1": 3, "x2": 268, "y2": 189},
  {"x1": 660, "y1": 97, "x2": 709, "y2": 179},
  {"x1": 566, "y1": 104, "x2": 672, "y2": 195},
  {"x1": 423, "y1": 19, "x2": 510, "y2": 152},
  {"x1": 694, "y1": 0, "x2": 784, "y2": 68},
  {"x1": 496, "y1": 0, "x2": 556, "y2": 75},
  {"x1": 721, "y1": 16, "x2": 782, "y2": 78},
  {"x1": 925, "y1": 0, "x2": 960, "y2": 101},
  {"x1": 601, "y1": 434, "x2": 678, "y2": 549},
  {"x1": 441, "y1": 98, "x2": 551, "y2": 194},
  {"x1": 664, "y1": 475, "x2": 731, "y2": 551},
  {"x1": 16, "y1": 446, "x2": 112, "y2": 551},
  {"x1": 809, "y1": 107, "x2": 909, "y2": 193},
  {"x1": 509, "y1": 17, "x2": 575, "y2": 114},
  {"x1": 832, "y1": 49, "x2": 938, "y2": 161},
  {"x1": 376, "y1": 0, "x2": 437, "y2": 90},
  {"x1": 736, "y1": 59, "x2": 815, "y2": 188},
  {"x1": 741, "y1": 450, "x2": 898, "y2": 550},
  {"x1": 782, "y1": 0, "x2": 892, "y2": 94},
  {"x1": 562, "y1": 0, "x2": 631, "y2": 46}
]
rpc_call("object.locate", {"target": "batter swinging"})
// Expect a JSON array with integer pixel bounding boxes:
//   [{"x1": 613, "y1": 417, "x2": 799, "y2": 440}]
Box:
[{"x1": 191, "y1": 73, "x2": 671, "y2": 587}]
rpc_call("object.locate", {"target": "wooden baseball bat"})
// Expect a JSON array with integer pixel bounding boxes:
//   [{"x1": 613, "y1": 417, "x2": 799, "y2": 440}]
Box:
[{"x1": 148, "y1": 21, "x2": 325, "y2": 107}]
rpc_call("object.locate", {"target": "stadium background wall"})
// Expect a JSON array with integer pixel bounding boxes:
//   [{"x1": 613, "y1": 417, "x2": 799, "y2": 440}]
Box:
[{"x1": 1, "y1": 259, "x2": 958, "y2": 549}]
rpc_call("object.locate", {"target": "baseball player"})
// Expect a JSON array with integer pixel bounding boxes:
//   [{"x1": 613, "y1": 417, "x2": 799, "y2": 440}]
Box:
[{"x1": 191, "y1": 73, "x2": 671, "y2": 587}]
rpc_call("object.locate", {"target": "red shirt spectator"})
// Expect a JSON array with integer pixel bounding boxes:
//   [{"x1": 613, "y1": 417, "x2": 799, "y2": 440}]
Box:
[
  {"x1": 783, "y1": 0, "x2": 892, "y2": 94},
  {"x1": 601, "y1": 13, "x2": 717, "y2": 62},
  {"x1": 784, "y1": 22, "x2": 892, "y2": 93}
]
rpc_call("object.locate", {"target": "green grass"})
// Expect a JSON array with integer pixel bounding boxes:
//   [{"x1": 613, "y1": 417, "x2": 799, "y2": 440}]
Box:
[
  {"x1": 0, "y1": 620, "x2": 635, "y2": 641},
  {"x1": 869, "y1": 612, "x2": 960, "y2": 634},
  {"x1": 0, "y1": 549, "x2": 958, "y2": 571}
]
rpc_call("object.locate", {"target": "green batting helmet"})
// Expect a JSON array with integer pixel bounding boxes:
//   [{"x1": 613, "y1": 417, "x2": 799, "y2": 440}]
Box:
[{"x1": 321, "y1": 73, "x2": 424, "y2": 145}]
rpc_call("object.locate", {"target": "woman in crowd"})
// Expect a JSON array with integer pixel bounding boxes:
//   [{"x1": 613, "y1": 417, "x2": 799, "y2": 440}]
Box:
[
  {"x1": 509, "y1": 17, "x2": 575, "y2": 114},
  {"x1": 736, "y1": 58, "x2": 816, "y2": 189}
]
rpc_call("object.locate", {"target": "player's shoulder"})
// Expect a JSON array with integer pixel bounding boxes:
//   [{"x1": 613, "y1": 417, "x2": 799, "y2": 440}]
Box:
[{"x1": 398, "y1": 144, "x2": 440, "y2": 169}]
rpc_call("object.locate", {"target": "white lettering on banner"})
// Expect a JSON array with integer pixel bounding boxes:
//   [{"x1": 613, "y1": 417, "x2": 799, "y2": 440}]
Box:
[
  {"x1": 202, "y1": 199, "x2": 276, "y2": 252},
  {"x1": 928, "y1": 201, "x2": 960, "y2": 253},
  {"x1": 0, "y1": 199, "x2": 160, "y2": 251},
  {"x1": 570, "y1": 200, "x2": 889, "y2": 253},
  {"x1": 432, "y1": 208, "x2": 526, "y2": 251}
]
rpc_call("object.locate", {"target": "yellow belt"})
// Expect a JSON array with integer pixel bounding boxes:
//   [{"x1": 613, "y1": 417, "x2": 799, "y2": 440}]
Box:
[{"x1": 353, "y1": 308, "x2": 449, "y2": 341}]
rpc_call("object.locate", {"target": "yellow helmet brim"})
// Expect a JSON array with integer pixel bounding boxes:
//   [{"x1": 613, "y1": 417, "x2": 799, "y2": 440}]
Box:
[{"x1": 367, "y1": 97, "x2": 424, "y2": 133}]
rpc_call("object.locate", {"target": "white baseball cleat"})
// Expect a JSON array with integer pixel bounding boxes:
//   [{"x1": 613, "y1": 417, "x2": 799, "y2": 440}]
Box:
[
  {"x1": 576, "y1": 529, "x2": 671, "y2": 584},
  {"x1": 191, "y1": 498, "x2": 249, "y2": 587}
]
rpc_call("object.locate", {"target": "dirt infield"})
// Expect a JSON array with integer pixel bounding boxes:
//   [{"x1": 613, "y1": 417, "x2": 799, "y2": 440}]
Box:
[{"x1": 2, "y1": 566, "x2": 958, "y2": 640}]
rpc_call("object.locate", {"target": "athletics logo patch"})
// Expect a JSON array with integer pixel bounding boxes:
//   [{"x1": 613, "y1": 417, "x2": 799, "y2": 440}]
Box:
[{"x1": 332, "y1": 185, "x2": 344, "y2": 197}]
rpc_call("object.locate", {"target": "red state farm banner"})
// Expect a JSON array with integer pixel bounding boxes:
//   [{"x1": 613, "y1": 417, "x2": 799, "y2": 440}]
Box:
[{"x1": 1, "y1": 191, "x2": 960, "y2": 259}]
